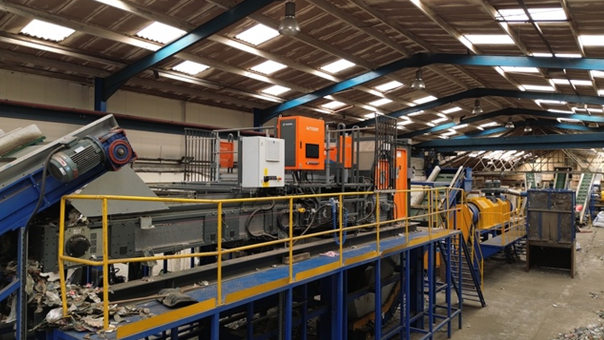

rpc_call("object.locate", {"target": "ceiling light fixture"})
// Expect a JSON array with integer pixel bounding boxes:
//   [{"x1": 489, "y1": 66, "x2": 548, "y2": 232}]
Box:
[
  {"x1": 411, "y1": 68, "x2": 425, "y2": 90},
  {"x1": 524, "y1": 126, "x2": 533, "y2": 133},
  {"x1": 472, "y1": 99, "x2": 483, "y2": 115},
  {"x1": 278, "y1": 1, "x2": 300, "y2": 36},
  {"x1": 505, "y1": 117, "x2": 515, "y2": 129}
]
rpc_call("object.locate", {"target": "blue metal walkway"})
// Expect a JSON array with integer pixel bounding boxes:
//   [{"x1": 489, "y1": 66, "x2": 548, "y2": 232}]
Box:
[{"x1": 49, "y1": 230, "x2": 462, "y2": 340}]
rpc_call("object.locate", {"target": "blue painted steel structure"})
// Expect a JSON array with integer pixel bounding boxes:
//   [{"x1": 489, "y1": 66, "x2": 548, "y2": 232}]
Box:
[
  {"x1": 48, "y1": 231, "x2": 463, "y2": 340},
  {"x1": 401, "y1": 107, "x2": 604, "y2": 138},
  {"x1": 417, "y1": 132, "x2": 604, "y2": 151},
  {"x1": 94, "y1": 0, "x2": 277, "y2": 110},
  {"x1": 256, "y1": 54, "x2": 604, "y2": 125}
]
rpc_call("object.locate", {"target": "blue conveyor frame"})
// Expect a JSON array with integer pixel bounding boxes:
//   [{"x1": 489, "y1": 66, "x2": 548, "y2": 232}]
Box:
[{"x1": 48, "y1": 230, "x2": 462, "y2": 340}]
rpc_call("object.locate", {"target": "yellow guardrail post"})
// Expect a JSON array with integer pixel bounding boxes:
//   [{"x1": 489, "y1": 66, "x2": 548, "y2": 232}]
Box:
[
  {"x1": 289, "y1": 198, "x2": 294, "y2": 282},
  {"x1": 58, "y1": 197, "x2": 68, "y2": 317},
  {"x1": 338, "y1": 194, "x2": 343, "y2": 266},
  {"x1": 102, "y1": 198, "x2": 110, "y2": 330},
  {"x1": 376, "y1": 192, "x2": 380, "y2": 253},
  {"x1": 217, "y1": 202, "x2": 223, "y2": 305}
]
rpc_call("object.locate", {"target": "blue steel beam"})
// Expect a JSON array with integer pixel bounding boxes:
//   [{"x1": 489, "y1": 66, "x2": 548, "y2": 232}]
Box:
[
  {"x1": 356, "y1": 88, "x2": 604, "y2": 128},
  {"x1": 417, "y1": 132, "x2": 604, "y2": 152},
  {"x1": 453, "y1": 121, "x2": 602, "y2": 139},
  {"x1": 258, "y1": 53, "x2": 604, "y2": 125},
  {"x1": 401, "y1": 107, "x2": 604, "y2": 138},
  {"x1": 102, "y1": 0, "x2": 276, "y2": 100}
]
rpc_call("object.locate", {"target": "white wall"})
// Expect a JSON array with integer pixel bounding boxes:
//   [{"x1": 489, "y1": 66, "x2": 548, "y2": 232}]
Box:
[{"x1": 0, "y1": 69, "x2": 254, "y2": 182}]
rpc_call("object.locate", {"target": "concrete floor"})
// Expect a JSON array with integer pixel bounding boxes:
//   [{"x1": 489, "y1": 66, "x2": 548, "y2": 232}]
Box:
[{"x1": 437, "y1": 227, "x2": 604, "y2": 340}]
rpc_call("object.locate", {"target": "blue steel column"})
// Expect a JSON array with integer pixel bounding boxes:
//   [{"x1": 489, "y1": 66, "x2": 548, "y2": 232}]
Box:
[
  {"x1": 15, "y1": 227, "x2": 24, "y2": 340},
  {"x1": 427, "y1": 242, "x2": 435, "y2": 337},
  {"x1": 342, "y1": 271, "x2": 348, "y2": 339},
  {"x1": 446, "y1": 238, "x2": 452, "y2": 338},
  {"x1": 333, "y1": 272, "x2": 344, "y2": 340},
  {"x1": 301, "y1": 285, "x2": 308, "y2": 340},
  {"x1": 247, "y1": 302, "x2": 254, "y2": 339},
  {"x1": 285, "y1": 288, "x2": 293, "y2": 340},
  {"x1": 94, "y1": 77, "x2": 107, "y2": 112},
  {"x1": 374, "y1": 258, "x2": 382, "y2": 339},
  {"x1": 404, "y1": 249, "x2": 411, "y2": 340},
  {"x1": 211, "y1": 313, "x2": 220, "y2": 340}
]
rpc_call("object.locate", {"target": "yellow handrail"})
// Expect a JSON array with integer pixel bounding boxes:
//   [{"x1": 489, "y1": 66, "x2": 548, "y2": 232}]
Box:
[{"x1": 57, "y1": 187, "x2": 458, "y2": 331}]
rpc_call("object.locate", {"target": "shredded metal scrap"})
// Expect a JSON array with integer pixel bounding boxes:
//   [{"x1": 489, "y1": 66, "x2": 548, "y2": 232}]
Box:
[
  {"x1": 553, "y1": 323, "x2": 604, "y2": 340},
  {"x1": 1, "y1": 260, "x2": 153, "y2": 333}
]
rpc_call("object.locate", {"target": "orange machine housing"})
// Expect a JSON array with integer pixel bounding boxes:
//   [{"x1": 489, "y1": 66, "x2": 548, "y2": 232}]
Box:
[
  {"x1": 277, "y1": 116, "x2": 325, "y2": 170},
  {"x1": 329, "y1": 135, "x2": 352, "y2": 168},
  {"x1": 394, "y1": 148, "x2": 408, "y2": 219},
  {"x1": 219, "y1": 141, "x2": 234, "y2": 168}
]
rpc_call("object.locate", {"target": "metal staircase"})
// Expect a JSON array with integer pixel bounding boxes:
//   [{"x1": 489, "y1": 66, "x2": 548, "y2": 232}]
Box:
[
  {"x1": 554, "y1": 172, "x2": 567, "y2": 189},
  {"x1": 438, "y1": 233, "x2": 486, "y2": 307}
]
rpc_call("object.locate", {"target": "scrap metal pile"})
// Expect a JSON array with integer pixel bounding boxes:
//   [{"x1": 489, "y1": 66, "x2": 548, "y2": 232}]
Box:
[{"x1": 1, "y1": 260, "x2": 153, "y2": 334}]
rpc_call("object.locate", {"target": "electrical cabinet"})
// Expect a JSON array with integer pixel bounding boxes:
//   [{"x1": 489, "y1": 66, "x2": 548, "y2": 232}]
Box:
[{"x1": 241, "y1": 137, "x2": 285, "y2": 188}]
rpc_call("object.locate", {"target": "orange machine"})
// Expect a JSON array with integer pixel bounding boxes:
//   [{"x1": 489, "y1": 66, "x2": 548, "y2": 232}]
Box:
[
  {"x1": 277, "y1": 116, "x2": 325, "y2": 170},
  {"x1": 219, "y1": 141, "x2": 234, "y2": 168},
  {"x1": 328, "y1": 135, "x2": 353, "y2": 168},
  {"x1": 394, "y1": 148, "x2": 408, "y2": 219}
]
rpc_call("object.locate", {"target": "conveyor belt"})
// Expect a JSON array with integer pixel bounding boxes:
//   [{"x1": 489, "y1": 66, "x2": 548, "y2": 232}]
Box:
[{"x1": 50, "y1": 230, "x2": 459, "y2": 340}]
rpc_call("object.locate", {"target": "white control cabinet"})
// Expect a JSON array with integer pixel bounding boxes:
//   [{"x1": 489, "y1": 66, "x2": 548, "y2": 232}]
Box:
[{"x1": 241, "y1": 136, "x2": 285, "y2": 188}]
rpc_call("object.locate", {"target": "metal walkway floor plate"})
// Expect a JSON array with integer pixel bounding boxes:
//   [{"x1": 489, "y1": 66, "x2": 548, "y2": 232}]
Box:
[{"x1": 52, "y1": 229, "x2": 457, "y2": 340}]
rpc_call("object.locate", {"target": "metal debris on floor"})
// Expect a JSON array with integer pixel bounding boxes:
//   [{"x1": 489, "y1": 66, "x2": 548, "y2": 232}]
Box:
[{"x1": 552, "y1": 323, "x2": 604, "y2": 339}]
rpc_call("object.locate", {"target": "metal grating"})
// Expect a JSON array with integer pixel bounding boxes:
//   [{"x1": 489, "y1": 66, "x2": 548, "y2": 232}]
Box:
[
  {"x1": 373, "y1": 115, "x2": 398, "y2": 191},
  {"x1": 184, "y1": 128, "x2": 217, "y2": 183}
]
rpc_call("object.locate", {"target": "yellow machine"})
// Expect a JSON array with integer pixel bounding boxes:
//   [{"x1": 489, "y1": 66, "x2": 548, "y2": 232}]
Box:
[{"x1": 467, "y1": 197, "x2": 511, "y2": 231}]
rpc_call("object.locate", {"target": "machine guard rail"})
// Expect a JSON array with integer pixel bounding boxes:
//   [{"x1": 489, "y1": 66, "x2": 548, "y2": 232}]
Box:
[{"x1": 57, "y1": 187, "x2": 462, "y2": 331}]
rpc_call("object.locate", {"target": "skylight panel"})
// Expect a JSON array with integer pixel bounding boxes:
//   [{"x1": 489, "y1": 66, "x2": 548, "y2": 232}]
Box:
[
  {"x1": 451, "y1": 124, "x2": 469, "y2": 130},
  {"x1": 599, "y1": 89, "x2": 604, "y2": 96},
  {"x1": 432, "y1": 118, "x2": 448, "y2": 124},
  {"x1": 500, "y1": 66, "x2": 540, "y2": 73},
  {"x1": 479, "y1": 122, "x2": 499, "y2": 128},
  {"x1": 426, "y1": 122, "x2": 436, "y2": 127},
  {"x1": 321, "y1": 101, "x2": 346, "y2": 110},
  {"x1": 363, "y1": 112, "x2": 383, "y2": 119},
  {"x1": 580, "y1": 35, "x2": 604, "y2": 47},
  {"x1": 20, "y1": 19, "x2": 75, "y2": 42},
  {"x1": 591, "y1": 70, "x2": 604, "y2": 78},
  {"x1": 548, "y1": 109, "x2": 574, "y2": 114},
  {"x1": 535, "y1": 99, "x2": 567, "y2": 105},
  {"x1": 497, "y1": 8, "x2": 566, "y2": 22},
  {"x1": 369, "y1": 98, "x2": 393, "y2": 107},
  {"x1": 407, "y1": 110, "x2": 425, "y2": 117},
  {"x1": 496, "y1": 9, "x2": 528, "y2": 22},
  {"x1": 442, "y1": 131, "x2": 457, "y2": 137},
  {"x1": 572, "y1": 107, "x2": 587, "y2": 112},
  {"x1": 235, "y1": 24, "x2": 279, "y2": 46},
  {"x1": 441, "y1": 107, "x2": 462, "y2": 114},
  {"x1": 532, "y1": 53, "x2": 553, "y2": 57},
  {"x1": 437, "y1": 113, "x2": 447, "y2": 118},
  {"x1": 172, "y1": 61, "x2": 209, "y2": 75},
  {"x1": 521, "y1": 84, "x2": 555, "y2": 92},
  {"x1": 320, "y1": 59, "x2": 355, "y2": 74},
  {"x1": 261, "y1": 85, "x2": 290, "y2": 96},
  {"x1": 463, "y1": 34, "x2": 515, "y2": 45},
  {"x1": 529, "y1": 8, "x2": 567, "y2": 21},
  {"x1": 588, "y1": 108, "x2": 604, "y2": 113},
  {"x1": 251, "y1": 60, "x2": 287, "y2": 75},
  {"x1": 413, "y1": 95, "x2": 437, "y2": 105},
  {"x1": 375, "y1": 81, "x2": 403, "y2": 92},
  {"x1": 398, "y1": 120, "x2": 414, "y2": 126},
  {"x1": 551, "y1": 79, "x2": 570, "y2": 85},
  {"x1": 137, "y1": 22, "x2": 186, "y2": 44},
  {"x1": 571, "y1": 79, "x2": 593, "y2": 86},
  {"x1": 557, "y1": 118, "x2": 581, "y2": 123},
  {"x1": 556, "y1": 53, "x2": 582, "y2": 58}
]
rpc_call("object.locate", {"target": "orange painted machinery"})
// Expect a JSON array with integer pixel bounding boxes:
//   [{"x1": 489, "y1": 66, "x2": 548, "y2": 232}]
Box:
[{"x1": 276, "y1": 116, "x2": 325, "y2": 170}]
